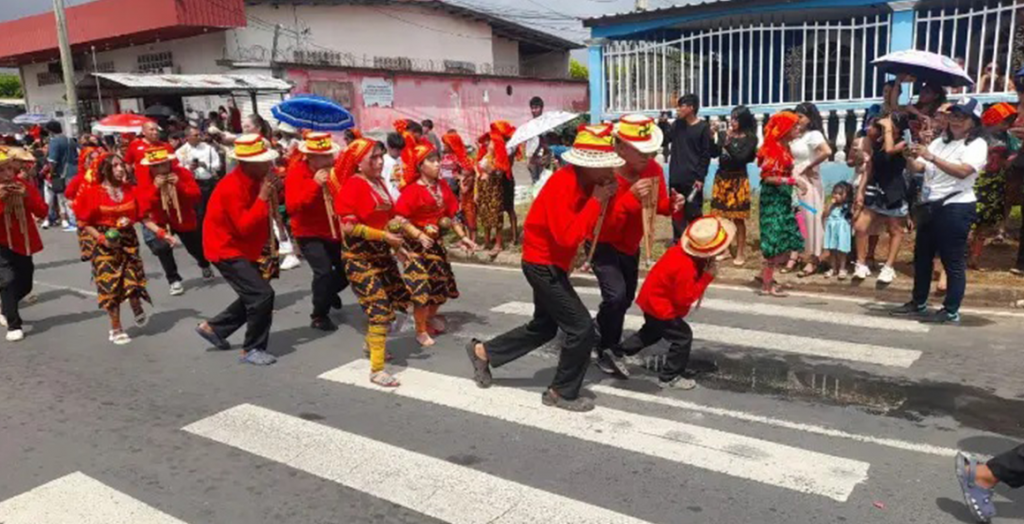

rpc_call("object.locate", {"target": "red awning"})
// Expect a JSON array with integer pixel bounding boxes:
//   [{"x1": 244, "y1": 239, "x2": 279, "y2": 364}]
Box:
[{"x1": 0, "y1": 0, "x2": 246, "y2": 67}]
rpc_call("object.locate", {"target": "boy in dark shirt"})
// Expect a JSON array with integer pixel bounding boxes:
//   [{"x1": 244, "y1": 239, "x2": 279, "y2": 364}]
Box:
[{"x1": 665, "y1": 94, "x2": 713, "y2": 240}]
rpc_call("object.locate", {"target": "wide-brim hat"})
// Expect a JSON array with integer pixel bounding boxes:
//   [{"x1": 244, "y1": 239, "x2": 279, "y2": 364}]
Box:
[
  {"x1": 297, "y1": 132, "x2": 342, "y2": 156},
  {"x1": 680, "y1": 216, "x2": 736, "y2": 258},
  {"x1": 228, "y1": 133, "x2": 280, "y2": 163},
  {"x1": 613, "y1": 114, "x2": 664, "y2": 154},
  {"x1": 7, "y1": 147, "x2": 34, "y2": 162},
  {"x1": 139, "y1": 146, "x2": 174, "y2": 166},
  {"x1": 563, "y1": 123, "x2": 625, "y2": 169},
  {"x1": 277, "y1": 121, "x2": 299, "y2": 135}
]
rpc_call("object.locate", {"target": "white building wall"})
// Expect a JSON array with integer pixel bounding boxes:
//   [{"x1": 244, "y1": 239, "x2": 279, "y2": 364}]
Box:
[{"x1": 492, "y1": 36, "x2": 519, "y2": 71}]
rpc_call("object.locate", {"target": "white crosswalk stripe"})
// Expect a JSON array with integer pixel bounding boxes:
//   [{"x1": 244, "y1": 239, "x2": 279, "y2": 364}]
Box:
[
  {"x1": 490, "y1": 301, "x2": 922, "y2": 368},
  {"x1": 319, "y1": 361, "x2": 870, "y2": 502},
  {"x1": 0, "y1": 472, "x2": 188, "y2": 524},
  {"x1": 184, "y1": 404, "x2": 656, "y2": 524}
]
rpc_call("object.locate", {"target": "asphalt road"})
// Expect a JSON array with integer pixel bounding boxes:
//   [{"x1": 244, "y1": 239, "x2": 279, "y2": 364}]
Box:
[{"x1": 2, "y1": 228, "x2": 1024, "y2": 523}]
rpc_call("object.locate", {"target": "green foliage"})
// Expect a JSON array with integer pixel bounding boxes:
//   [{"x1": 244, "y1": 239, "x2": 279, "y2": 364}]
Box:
[
  {"x1": 569, "y1": 59, "x2": 589, "y2": 81},
  {"x1": 0, "y1": 74, "x2": 22, "y2": 98}
]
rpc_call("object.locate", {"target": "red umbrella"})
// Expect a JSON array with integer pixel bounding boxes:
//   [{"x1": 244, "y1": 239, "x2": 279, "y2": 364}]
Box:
[{"x1": 92, "y1": 114, "x2": 155, "y2": 134}]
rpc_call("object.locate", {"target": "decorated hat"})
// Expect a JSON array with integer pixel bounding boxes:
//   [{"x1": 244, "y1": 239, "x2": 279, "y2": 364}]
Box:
[
  {"x1": 403, "y1": 142, "x2": 439, "y2": 186},
  {"x1": 613, "y1": 114, "x2": 664, "y2": 154},
  {"x1": 139, "y1": 146, "x2": 173, "y2": 166},
  {"x1": 680, "y1": 216, "x2": 736, "y2": 258},
  {"x1": 982, "y1": 102, "x2": 1018, "y2": 127},
  {"x1": 0, "y1": 147, "x2": 11, "y2": 165},
  {"x1": 562, "y1": 124, "x2": 625, "y2": 169},
  {"x1": 228, "y1": 134, "x2": 280, "y2": 163},
  {"x1": 298, "y1": 131, "x2": 342, "y2": 156},
  {"x1": 8, "y1": 147, "x2": 35, "y2": 163},
  {"x1": 333, "y1": 137, "x2": 378, "y2": 186}
]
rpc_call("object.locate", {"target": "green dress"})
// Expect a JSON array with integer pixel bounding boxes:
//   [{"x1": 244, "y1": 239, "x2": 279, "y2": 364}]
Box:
[{"x1": 759, "y1": 183, "x2": 805, "y2": 259}]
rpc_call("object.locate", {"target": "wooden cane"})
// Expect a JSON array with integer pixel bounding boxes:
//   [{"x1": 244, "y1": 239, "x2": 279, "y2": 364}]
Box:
[
  {"x1": 641, "y1": 188, "x2": 656, "y2": 267},
  {"x1": 586, "y1": 199, "x2": 609, "y2": 261}
]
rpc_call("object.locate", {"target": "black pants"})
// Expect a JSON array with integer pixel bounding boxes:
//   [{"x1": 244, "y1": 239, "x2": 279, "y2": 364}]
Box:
[
  {"x1": 615, "y1": 314, "x2": 693, "y2": 383},
  {"x1": 591, "y1": 243, "x2": 640, "y2": 350},
  {"x1": 197, "y1": 178, "x2": 217, "y2": 226},
  {"x1": 1016, "y1": 213, "x2": 1024, "y2": 272},
  {"x1": 0, "y1": 247, "x2": 33, "y2": 330},
  {"x1": 911, "y1": 202, "x2": 975, "y2": 314},
  {"x1": 209, "y1": 259, "x2": 274, "y2": 352},
  {"x1": 988, "y1": 444, "x2": 1024, "y2": 488},
  {"x1": 298, "y1": 237, "x2": 348, "y2": 319},
  {"x1": 484, "y1": 262, "x2": 596, "y2": 400},
  {"x1": 148, "y1": 229, "x2": 209, "y2": 284},
  {"x1": 671, "y1": 180, "x2": 704, "y2": 241}
]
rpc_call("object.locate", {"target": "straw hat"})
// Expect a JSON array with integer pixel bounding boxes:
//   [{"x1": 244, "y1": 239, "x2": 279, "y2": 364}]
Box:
[
  {"x1": 277, "y1": 121, "x2": 299, "y2": 135},
  {"x1": 297, "y1": 131, "x2": 342, "y2": 156},
  {"x1": 613, "y1": 114, "x2": 664, "y2": 154},
  {"x1": 562, "y1": 124, "x2": 625, "y2": 169},
  {"x1": 139, "y1": 147, "x2": 173, "y2": 166},
  {"x1": 6, "y1": 147, "x2": 34, "y2": 163},
  {"x1": 228, "y1": 134, "x2": 279, "y2": 163},
  {"x1": 680, "y1": 216, "x2": 736, "y2": 258}
]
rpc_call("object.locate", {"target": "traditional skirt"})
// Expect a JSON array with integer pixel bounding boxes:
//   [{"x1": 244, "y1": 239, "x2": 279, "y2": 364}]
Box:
[
  {"x1": 477, "y1": 175, "x2": 505, "y2": 231},
  {"x1": 710, "y1": 169, "x2": 752, "y2": 219},
  {"x1": 258, "y1": 244, "x2": 281, "y2": 281},
  {"x1": 342, "y1": 237, "x2": 410, "y2": 325},
  {"x1": 91, "y1": 226, "x2": 151, "y2": 311},
  {"x1": 759, "y1": 184, "x2": 804, "y2": 259},
  {"x1": 77, "y1": 228, "x2": 96, "y2": 262},
  {"x1": 975, "y1": 169, "x2": 1007, "y2": 228},
  {"x1": 403, "y1": 240, "x2": 458, "y2": 307},
  {"x1": 459, "y1": 178, "x2": 477, "y2": 230}
]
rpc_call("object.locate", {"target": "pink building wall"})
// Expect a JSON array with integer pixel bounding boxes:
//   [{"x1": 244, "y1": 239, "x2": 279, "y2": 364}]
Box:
[{"x1": 286, "y1": 67, "x2": 589, "y2": 141}]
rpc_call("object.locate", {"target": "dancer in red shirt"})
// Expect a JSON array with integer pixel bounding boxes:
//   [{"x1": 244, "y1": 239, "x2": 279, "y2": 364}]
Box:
[
  {"x1": 394, "y1": 143, "x2": 478, "y2": 347},
  {"x1": 441, "y1": 130, "x2": 477, "y2": 244},
  {"x1": 66, "y1": 147, "x2": 104, "y2": 263},
  {"x1": 195, "y1": 135, "x2": 281, "y2": 366},
  {"x1": 602, "y1": 216, "x2": 734, "y2": 389},
  {"x1": 0, "y1": 149, "x2": 48, "y2": 342},
  {"x1": 285, "y1": 132, "x2": 347, "y2": 331},
  {"x1": 465, "y1": 125, "x2": 620, "y2": 412},
  {"x1": 124, "y1": 122, "x2": 174, "y2": 189}
]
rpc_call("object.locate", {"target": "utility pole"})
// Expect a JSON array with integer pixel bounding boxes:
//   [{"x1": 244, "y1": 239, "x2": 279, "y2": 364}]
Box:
[
  {"x1": 270, "y1": 24, "x2": 282, "y2": 79},
  {"x1": 52, "y1": 0, "x2": 78, "y2": 133}
]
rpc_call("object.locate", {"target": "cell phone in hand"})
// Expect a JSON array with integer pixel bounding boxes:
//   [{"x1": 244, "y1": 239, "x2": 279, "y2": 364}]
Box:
[{"x1": 902, "y1": 129, "x2": 914, "y2": 147}]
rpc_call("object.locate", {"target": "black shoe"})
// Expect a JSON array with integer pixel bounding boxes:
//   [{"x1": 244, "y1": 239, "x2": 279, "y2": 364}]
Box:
[
  {"x1": 541, "y1": 390, "x2": 595, "y2": 412},
  {"x1": 920, "y1": 307, "x2": 961, "y2": 325},
  {"x1": 889, "y1": 301, "x2": 927, "y2": 316},
  {"x1": 201, "y1": 267, "x2": 215, "y2": 280},
  {"x1": 465, "y1": 339, "x2": 492, "y2": 388},
  {"x1": 195, "y1": 324, "x2": 230, "y2": 350},
  {"x1": 311, "y1": 316, "x2": 338, "y2": 332},
  {"x1": 595, "y1": 348, "x2": 630, "y2": 379},
  {"x1": 331, "y1": 295, "x2": 343, "y2": 310}
]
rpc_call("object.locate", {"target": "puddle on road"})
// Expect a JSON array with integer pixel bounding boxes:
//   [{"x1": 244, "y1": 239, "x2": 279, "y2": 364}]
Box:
[{"x1": 634, "y1": 353, "x2": 1024, "y2": 437}]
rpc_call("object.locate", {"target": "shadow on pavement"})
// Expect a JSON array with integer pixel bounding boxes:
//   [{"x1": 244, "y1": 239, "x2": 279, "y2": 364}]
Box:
[
  {"x1": 136, "y1": 307, "x2": 203, "y2": 337},
  {"x1": 28, "y1": 309, "x2": 107, "y2": 335},
  {"x1": 34, "y1": 257, "x2": 83, "y2": 271}
]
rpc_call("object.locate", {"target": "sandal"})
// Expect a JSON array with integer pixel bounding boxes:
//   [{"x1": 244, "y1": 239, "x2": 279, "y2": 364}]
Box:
[
  {"x1": 732, "y1": 258, "x2": 746, "y2": 267},
  {"x1": 110, "y1": 331, "x2": 131, "y2": 345},
  {"x1": 430, "y1": 315, "x2": 447, "y2": 333},
  {"x1": 779, "y1": 260, "x2": 797, "y2": 274},
  {"x1": 541, "y1": 389, "x2": 595, "y2": 412},
  {"x1": 955, "y1": 451, "x2": 996, "y2": 523},
  {"x1": 133, "y1": 311, "x2": 148, "y2": 328},
  {"x1": 196, "y1": 323, "x2": 231, "y2": 350},
  {"x1": 465, "y1": 339, "x2": 492, "y2": 388},
  {"x1": 757, "y1": 286, "x2": 789, "y2": 298},
  {"x1": 797, "y1": 264, "x2": 817, "y2": 278},
  {"x1": 370, "y1": 370, "x2": 401, "y2": 388}
]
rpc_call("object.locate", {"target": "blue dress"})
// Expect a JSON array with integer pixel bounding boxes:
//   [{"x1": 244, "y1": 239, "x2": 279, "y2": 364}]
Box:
[{"x1": 823, "y1": 206, "x2": 852, "y2": 253}]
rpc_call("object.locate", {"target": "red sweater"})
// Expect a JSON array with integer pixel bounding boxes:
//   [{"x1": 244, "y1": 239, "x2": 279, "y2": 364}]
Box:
[
  {"x1": 0, "y1": 180, "x2": 48, "y2": 255},
  {"x1": 636, "y1": 246, "x2": 714, "y2": 320},
  {"x1": 203, "y1": 167, "x2": 270, "y2": 263},
  {"x1": 394, "y1": 180, "x2": 459, "y2": 228},
  {"x1": 599, "y1": 160, "x2": 671, "y2": 256},
  {"x1": 145, "y1": 165, "x2": 201, "y2": 232},
  {"x1": 125, "y1": 139, "x2": 174, "y2": 212},
  {"x1": 74, "y1": 184, "x2": 145, "y2": 228},
  {"x1": 284, "y1": 160, "x2": 337, "y2": 240},
  {"x1": 522, "y1": 165, "x2": 602, "y2": 272},
  {"x1": 334, "y1": 176, "x2": 395, "y2": 230}
]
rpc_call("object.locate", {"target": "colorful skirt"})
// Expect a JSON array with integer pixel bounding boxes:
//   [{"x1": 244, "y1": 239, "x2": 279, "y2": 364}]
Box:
[
  {"x1": 403, "y1": 240, "x2": 458, "y2": 307},
  {"x1": 91, "y1": 226, "x2": 151, "y2": 311},
  {"x1": 710, "y1": 170, "x2": 752, "y2": 219},
  {"x1": 459, "y1": 178, "x2": 477, "y2": 230},
  {"x1": 258, "y1": 244, "x2": 281, "y2": 281},
  {"x1": 477, "y1": 175, "x2": 505, "y2": 231},
  {"x1": 77, "y1": 228, "x2": 96, "y2": 262},
  {"x1": 342, "y1": 236, "x2": 410, "y2": 325},
  {"x1": 975, "y1": 169, "x2": 1007, "y2": 228},
  {"x1": 759, "y1": 184, "x2": 804, "y2": 259}
]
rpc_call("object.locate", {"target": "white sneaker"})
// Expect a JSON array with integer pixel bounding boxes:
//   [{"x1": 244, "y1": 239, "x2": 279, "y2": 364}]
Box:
[
  {"x1": 823, "y1": 269, "x2": 835, "y2": 279},
  {"x1": 837, "y1": 269, "x2": 849, "y2": 280},
  {"x1": 281, "y1": 254, "x2": 302, "y2": 271},
  {"x1": 40, "y1": 220, "x2": 50, "y2": 230},
  {"x1": 6, "y1": 329, "x2": 24, "y2": 342},
  {"x1": 852, "y1": 263, "x2": 871, "y2": 280},
  {"x1": 169, "y1": 281, "x2": 185, "y2": 296},
  {"x1": 877, "y1": 265, "x2": 896, "y2": 284},
  {"x1": 60, "y1": 219, "x2": 70, "y2": 229}
]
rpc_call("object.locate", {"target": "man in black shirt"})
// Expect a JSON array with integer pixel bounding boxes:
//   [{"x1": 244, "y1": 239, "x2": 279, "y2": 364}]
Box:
[{"x1": 665, "y1": 94, "x2": 713, "y2": 240}]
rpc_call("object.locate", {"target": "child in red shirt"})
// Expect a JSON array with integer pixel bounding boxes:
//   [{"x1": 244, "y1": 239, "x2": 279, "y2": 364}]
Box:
[{"x1": 598, "y1": 216, "x2": 735, "y2": 390}]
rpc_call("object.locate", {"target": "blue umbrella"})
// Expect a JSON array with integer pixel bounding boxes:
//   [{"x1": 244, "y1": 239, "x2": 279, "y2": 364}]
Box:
[
  {"x1": 271, "y1": 95, "x2": 354, "y2": 132},
  {"x1": 12, "y1": 113, "x2": 52, "y2": 125}
]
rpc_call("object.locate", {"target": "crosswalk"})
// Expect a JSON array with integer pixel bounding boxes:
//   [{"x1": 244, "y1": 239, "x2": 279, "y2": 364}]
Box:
[{"x1": 1, "y1": 287, "x2": 955, "y2": 522}]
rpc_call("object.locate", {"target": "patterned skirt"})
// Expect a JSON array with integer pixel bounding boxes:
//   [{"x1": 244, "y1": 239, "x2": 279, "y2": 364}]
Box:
[
  {"x1": 78, "y1": 228, "x2": 96, "y2": 262},
  {"x1": 403, "y1": 240, "x2": 459, "y2": 307},
  {"x1": 342, "y1": 237, "x2": 410, "y2": 325},
  {"x1": 91, "y1": 226, "x2": 151, "y2": 311},
  {"x1": 459, "y1": 178, "x2": 477, "y2": 230},
  {"x1": 477, "y1": 175, "x2": 505, "y2": 231},
  {"x1": 759, "y1": 184, "x2": 804, "y2": 259},
  {"x1": 711, "y1": 170, "x2": 752, "y2": 219},
  {"x1": 258, "y1": 244, "x2": 281, "y2": 281},
  {"x1": 975, "y1": 169, "x2": 1007, "y2": 228}
]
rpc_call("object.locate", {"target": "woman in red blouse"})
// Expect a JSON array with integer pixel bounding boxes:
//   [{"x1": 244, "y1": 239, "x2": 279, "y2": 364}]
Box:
[
  {"x1": 75, "y1": 154, "x2": 177, "y2": 345},
  {"x1": 66, "y1": 147, "x2": 103, "y2": 263},
  {"x1": 331, "y1": 137, "x2": 410, "y2": 387},
  {"x1": 395, "y1": 143, "x2": 478, "y2": 347}
]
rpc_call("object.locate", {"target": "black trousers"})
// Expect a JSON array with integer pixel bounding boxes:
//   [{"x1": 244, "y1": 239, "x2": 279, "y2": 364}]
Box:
[
  {"x1": 988, "y1": 444, "x2": 1024, "y2": 488},
  {"x1": 671, "y1": 180, "x2": 704, "y2": 241},
  {"x1": 615, "y1": 314, "x2": 693, "y2": 383},
  {"x1": 911, "y1": 203, "x2": 975, "y2": 314},
  {"x1": 298, "y1": 237, "x2": 348, "y2": 319},
  {"x1": 485, "y1": 262, "x2": 596, "y2": 400},
  {"x1": 209, "y1": 259, "x2": 274, "y2": 352},
  {"x1": 591, "y1": 243, "x2": 640, "y2": 350},
  {"x1": 197, "y1": 178, "x2": 217, "y2": 226},
  {"x1": 0, "y1": 247, "x2": 33, "y2": 330},
  {"x1": 1016, "y1": 213, "x2": 1024, "y2": 271},
  {"x1": 148, "y1": 229, "x2": 209, "y2": 284}
]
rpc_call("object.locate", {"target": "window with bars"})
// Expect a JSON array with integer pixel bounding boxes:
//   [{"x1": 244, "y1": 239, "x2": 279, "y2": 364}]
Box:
[{"x1": 137, "y1": 51, "x2": 173, "y2": 73}]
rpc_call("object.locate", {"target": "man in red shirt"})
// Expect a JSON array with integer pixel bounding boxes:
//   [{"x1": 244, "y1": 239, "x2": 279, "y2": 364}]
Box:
[
  {"x1": 125, "y1": 122, "x2": 173, "y2": 188},
  {"x1": 141, "y1": 147, "x2": 212, "y2": 296},
  {"x1": 0, "y1": 149, "x2": 48, "y2": 342},
  {"x1": 600, "y1": 216, "x2": 735, "y2": 390},
  {"x1": 195, "y1": 135, "x2": 281, "y2": 366},
  {"x1": 465, "y1": 125, "x2": 619, "y2": 412},
  {"x1": 284, "y1": 132, "x2": 347, "y2": 331}
]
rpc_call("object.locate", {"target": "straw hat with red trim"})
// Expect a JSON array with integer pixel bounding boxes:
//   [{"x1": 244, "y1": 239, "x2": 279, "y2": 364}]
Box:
[
  {"x1": 139, "y1": 147, "x2": 173, "y2": 166},
  {"x1": 613, "y1": 114, "x2": 664, "y2": 154},
  {"x1": 228, "y1": 134, "x2": 280, "y2": 163},
  {"x1": 680, "y1": 216, "x2": 736, "y2": 259},
  {"x1": 297, "y1": 131, "x2": 342, "y2": 156},
  {"x1": 562, "y1": 123, "x2": 625, "y2": 169}
]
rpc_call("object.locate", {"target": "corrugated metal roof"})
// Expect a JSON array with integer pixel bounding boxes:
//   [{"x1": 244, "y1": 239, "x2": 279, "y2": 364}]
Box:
[
  {"x1": 82, "y1": 73, "x2": 291, "y2": 95},
  {"x1": 583, "y1": 0, "x2": 737, "y2": 27}
]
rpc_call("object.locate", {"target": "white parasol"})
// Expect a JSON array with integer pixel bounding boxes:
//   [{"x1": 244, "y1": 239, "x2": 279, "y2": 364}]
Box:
[
  {"x1": 505, "y1": 111, "x2": 578, "y2": 153},
  {"x1": 872, "y1": 50, "x2": 974, "y2": 88}
]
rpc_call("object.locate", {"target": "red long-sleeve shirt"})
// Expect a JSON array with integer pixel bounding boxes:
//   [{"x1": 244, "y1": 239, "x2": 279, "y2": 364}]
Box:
[
  {"x1": 74, "y1": 184, "x2": 145, "y2": 228},
  {"x1": 599, "y1": 160, "x2": 671, "y2": 256},
  {"x1": 522, "y1": 165, "x2": 602, "y2": 272},
  {"x1": 0, "y1": 180, "x2": 48, "y2": 255},
  {"x1": 636, "y1": 245, "x2": 715, "y2": 320},
  {"x1": 203, "y1": 167, "x2": 270, "y2": 263},
  {"x1": 146, "y1": 165, "x2": 201, "y2": 232},
  {"x1": 334, "y1": 176, "x2": 395, "y2": 230},
  {"x1": 285, "y1": 160, "x2": 337, "y2": 240},
  {"x1": 394, "y1": 180, "x2": 459, "y2": 228},
  {"x1": 125, "y1": 139, "x2": 174, "y2": 213}
]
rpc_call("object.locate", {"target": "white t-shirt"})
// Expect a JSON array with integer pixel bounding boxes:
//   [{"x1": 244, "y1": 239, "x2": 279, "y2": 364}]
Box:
[
  {"x1": 380, "y1": 153, "x2": 402, "y2": 200},
  {"x1": 175, "y1": 142, "x2": 221, "y2": 181},
  {"x1": 789, "y1": 130, "x2": 827, "y2": 177},
  {"x1": 921, "y1": 136, "x2": 987, "y2": 205}
]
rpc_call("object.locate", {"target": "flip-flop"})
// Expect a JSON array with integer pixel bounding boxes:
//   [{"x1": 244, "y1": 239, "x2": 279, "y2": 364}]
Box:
[
  {"x1": 370, "y1": 371, "x2": 401, "y2": 388},
  {"x1": 955, "y1": 451, "x2": 996, "y2": 523},
  {"x1": 240, "y1": 350, "x2": 277, "y2": 366}
]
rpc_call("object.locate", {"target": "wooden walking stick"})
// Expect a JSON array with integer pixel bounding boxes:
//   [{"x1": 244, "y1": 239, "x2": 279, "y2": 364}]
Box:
[
  {"x1": 322, "y1": 169, "x2": 339, "y2": 240},
  {"x1": 586, "y1": 199, "x2": 609, "y2": 262},
  {"x1": 159, "y1": 182, "x2": 182, "y2": 233},
  {"x1": 640, "y1": 188, "x2": 656, "y2": 267}
]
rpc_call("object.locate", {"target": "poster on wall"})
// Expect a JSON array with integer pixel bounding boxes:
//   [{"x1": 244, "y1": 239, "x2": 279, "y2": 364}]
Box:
[{"x1": 361, "y1": 77, "x2": 394, "y2": 108}]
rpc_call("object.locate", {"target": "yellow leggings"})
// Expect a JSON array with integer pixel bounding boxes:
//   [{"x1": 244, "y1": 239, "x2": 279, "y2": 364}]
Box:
[{"x1": 366, "y1": 323, "x2": 388, "y2": 372}]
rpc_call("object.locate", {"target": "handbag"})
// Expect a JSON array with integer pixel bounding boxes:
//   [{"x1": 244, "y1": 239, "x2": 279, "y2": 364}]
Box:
[{"x1": 911, "y1": 191, "x2": 961, "y2": 228}]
